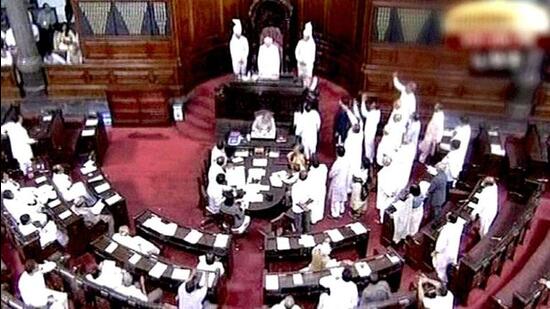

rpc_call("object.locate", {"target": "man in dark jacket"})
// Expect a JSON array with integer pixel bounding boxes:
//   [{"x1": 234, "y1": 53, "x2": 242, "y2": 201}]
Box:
[{"x1": 426, "y1": 162, "x2": 447, "y2": 221}]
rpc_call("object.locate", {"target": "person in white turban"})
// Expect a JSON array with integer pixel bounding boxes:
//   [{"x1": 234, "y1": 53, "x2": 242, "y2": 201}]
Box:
[
  {"x1": 295, "y1": 22, "x2": 316, "y2": 79},
  {"x1": 229, "y1": 19, "x2": 249, "y2": 76},
  {"x1": 258, "y1": 36, "x2": 280, "y2": 79}
]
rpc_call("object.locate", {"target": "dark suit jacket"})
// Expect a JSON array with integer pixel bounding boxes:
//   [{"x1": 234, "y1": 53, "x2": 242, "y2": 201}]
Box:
[{"x1": 427, "y1": 171, "x2": 447, "y2": 207}]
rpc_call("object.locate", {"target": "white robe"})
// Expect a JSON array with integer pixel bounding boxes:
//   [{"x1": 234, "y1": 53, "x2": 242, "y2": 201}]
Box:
[
  {"x1": 18, "y1": 261, "x2": 68, "y2": 309},
  {"x1": 1, "y1": 121, "x2": 35, "y2": 171},
  {"x1": 258, "y1": 43, "x2": 280, "y2": 79},
  {"x1": 52, "y1": 173, "x2": 89, "y2": 203},
  {"x1": 392, "y1": 197, "x2": 413, "y2": 243},
  {"x1": 208, "y1": 164, "x2": 225, "y2": 185},
  {"x1": 343, "y1": 106, "x2": 363, "y2": 191},
  {"x1": 309, "y1": 164, "x2": 328, "y2": 224},
  {"x1": 318, "y1": 275, "x2": 358, "y2": 309},
  {"x1": 433, "y1": 219, "x2": 465, "y2": 282},
  {"x1": 295, "y1": 38, "x2": 316, "y2": 78},
  {"x1": 453, "y1": 124, "x2": 472, "y2": 168},
  {"x1": 328, "y1": 157, "x2": 348, "y2": 203},
  {"x1": 197, "y1": 255, "x2": 225, "y2": 277},
  {"x1": 206, "y1": 182, "x2": 227, "y2": 214},
  {"x1": 393, "y1": 76, "x2": 416, "y2": 117},
  {"x1": 441, "y1": 149, "x2": 463, "y2": 182},
  {"x1": 474, "y1": 184, "x2": 498, "y2": 237},
  {"x1": 360, "y1": 103, "x2": 381, "y2": 162},
  {"x1": 291, "y1": 178, "x2": 313, "y2": 214},
  {"x1": 210, "y1": 147, "x2": 227, "y2": 164},
  {"x1": 112, "y1": 233, "x2": 160, "y2": 256},
  {"x1": 178, "y1": 279, "x2": 208, "y2": 309},
  {"x1": 376, "y1": 164, "x2": 399, "y2": 223},
  {"x1": 419, "y1": 110, "x2": 445, "y2": 162},
  {"x1": 295, "y1": 109, "x2": 321, "y2": 159},
  {"x1": 230, "y1": 35, "x2": 249, "y2": 75}
]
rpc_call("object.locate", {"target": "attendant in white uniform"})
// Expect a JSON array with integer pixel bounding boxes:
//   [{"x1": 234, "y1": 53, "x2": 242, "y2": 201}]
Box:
[
  {"x1": 419, "y1": 103, "x2": 445, "y2": 163},
  {"x1": 432, "y1": 213, "x2": 464, "y2": 283},
  {"x1": 308, "y1": 155, "x2": 328, "y2": 224},
  {"x1": 18, "y1": 259, "x2": 68, "y2": 309},
  {"x1": 112, "y1": 225, "x2": 160, "y2": 256},
  {"x1": 392, "y1": 72, "x2": 417, "y2": 119},
  {"x1": 317, "y1": 267, "x2": 358, "y2": 309},
  {"x1": 258, "y1": 36, "x2": 280, "y2": 79},
  {"x1": 1, "y1": 115, "x2": 36, "y2": 173},
  {"x1": 229, "y1": 19, "x2": 249, "y2": 76},
  {"x1": 295, "y1": 22, "x2": 316, "y2": 79},
  {"x1": 360, "y1": 96, "x2": 381, "y2": 163},
  {"x1": 328, "y1": 147, "x2": 348, "y2": 218}
]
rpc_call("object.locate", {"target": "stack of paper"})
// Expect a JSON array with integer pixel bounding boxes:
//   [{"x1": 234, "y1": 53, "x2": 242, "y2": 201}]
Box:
[
  {"x1": 105, "y1": 242, "x2": 118, "y2": 254},
  {"x1": 235, "y1": 150, "x2": 249, "y2": 157},
  {"x1": 276, "y1": 237, "x2": 290, "y2": 250},
  {"x1": 354, "y1": 262, "x2": 372, "y2": 277},
  {"x1": 226, "y1": 166, "x2": 246, "y2": 187},
  {"x1": 292, "y1": 273, "x2": 304, "y2": 285},
  {"x1": 249, "y1": 168, "x2": 266, "y2": 178},
  {"x1": 143, "y1": 216, "x2": 177, "y2": 236},
  {"x1": 105, "y1": 193, "x2": 122, "y2": 206},
  {"x1": 48, "y1": 199, "x2": 61, "y2": 208},
  {"x1": 81, "y1": 129, "x2": 95, "y2": 137},
  {"x1": 252, "y1": 158, "x2": 268, "y2": 167},
  {"x1": 42, "y1": 115, "x2": 52, "y2": 121},
  {"x1": 214, "y1": 234, "x2": 230, "y2": 248},
  {"x1": 94, "y1": 182, "x2": 111, "y2": 194},
  {"x1": 148, "y1": 262, "x2": 168, "y2": 278},
  {"x1": 347, "y1": 222, "x2": 367, "y2": 235},
  {"x1": 184, "y1": 230, "x2": 203, "y2": 244},
  {"x1": 171, "y1": 268, "x2": 191, "y2": 281},
  {"x1": 269, "y1": 174, "x2": 283, "y2": 188},
  {"x1": 298, "y1": 234, "x2": 315, "y2": 247},
  {"x1": 86, "y1": 118, "x2": 99, "y2": 126},
  {"x1": 326, "y1": 229, "x2": 344, "y2": 242},
  {"x1": 231, "y1": 157, "x2": 244, "y2": 164},
  {"x1": 59, "y1": 210, "x2": 72, "y2": 220},
  {"x1": 129, "y1": 253, "x2": 142, "y2": 265},
  {"x1": 90, "y1": 200, "x2": 106, "y2": 215},
  {"x1": 488, "y1": 131, "x2": 498, "y2": 137},
  {"x1": 265, "y1": 275, "x2": 279, "y2": 290}
]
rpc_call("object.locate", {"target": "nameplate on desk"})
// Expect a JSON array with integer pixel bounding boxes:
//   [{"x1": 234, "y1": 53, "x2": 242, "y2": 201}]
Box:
[
  {"x1": 268, "y1": 151, "x2": 279, "y2": 158},
  {"x1": 129, "y1": 253, "x2": 142, "y2": 265},
  {"x1": 354, "y1": 261, "x2": 372, "y2": 277},
  {"x1": 490, "y1": 144, "x2": 505, "y2": 156},
  {"x1": 81, "y1": 129, "x2": 96, "y2": 137},
  {"x1": 234, "y1": 150, "x2": 249, "y2": 157},
  {"x1": 467, "y1": 201, "x2": 477, "y2": 209},
  {"x1": 94, "y1": 183, "x2": 111, "y2": 194},
  {"x1": 48, "y1": 199, "x2": 61, "y2": 208},
  {"x1": 231, "y1": 157, "x2": 244, "y2": 164},
  {"x1": 58, "y1": 209, "x2": 72, "y2": 220},
  {"x1": 298, "y1": 234, "x2": 315, "y2": 248},
  {"x1": 326, "y1": 229, "x2": 344, "y2": 242},
  {"x1": 387, "y1": 254, "x2": 401, "y2": 264},
  {"x1": 148, "y1": 262, "x2": 168, "y2": 279},
  {"x1": 80, "y1": 165, "x2": 97, "y2": 174},
  {"x1": 265, "y1": 274, "x2": 279, "y2": 290},
  {"x1": 105, "y1": 193, "x2": 122, "y2": 206},
  {"x1": 276, "y1": 237, "x2": 290, "y2": 250},
  {"x1": 35, "y1": 176, "x2": 47, "y2": 184},
  {"x1": 213, "y1": 234, "x2": 230, "y2": 248},
  {"x1": 347, "y1": 222, "x2": 367, "y2": 235},
  {"x1": 488, "y1": 131, "x2": 498, "y2": 137},
  {"x1": 171, "y1": 268, "x2": 190, "y2": 281},
  {"x1": 88, "y1": 175, "x2": 104, "y2": 183},
  {"x1": 252, "y1": 158, "x2": 268, "y2": 167},
  {"x1": 105, "y1": 241, "x2": 118, "y2": 254},
  {"x1": 292, "y1": 273, "x2": 304, "y2": 285},
  {"x1": 184, "y1": 230, "x2": 203, "y2": 244},
  {"x1": 85, "y1": 118, "x2": 99, "y2": 126}
]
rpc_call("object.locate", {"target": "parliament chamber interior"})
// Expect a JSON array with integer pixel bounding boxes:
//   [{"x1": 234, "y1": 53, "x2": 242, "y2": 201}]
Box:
[{"x1": 1, "y1": 0, "x2": 549, "y2": 308}]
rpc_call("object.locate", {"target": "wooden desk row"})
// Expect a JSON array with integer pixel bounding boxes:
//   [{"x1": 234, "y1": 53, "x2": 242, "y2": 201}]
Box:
[
  {"x1": 263, "y1": 248, "x2": 404, "y2": 304},
  {"x1": 264, "y1": 222, "x2": 370, "y2": 266},
  {"x1": 135, "y1": 209, "x2": 234, "y2": 276},
  {"x1": 91, "y1": 235, "x2": 221, "y2": 303},
  {"x1": 75, "y1": 113, "x2": 109, "y2": 166},
  {"x1": 451, "y1": 180, "x2": 543, "y2": 305}
]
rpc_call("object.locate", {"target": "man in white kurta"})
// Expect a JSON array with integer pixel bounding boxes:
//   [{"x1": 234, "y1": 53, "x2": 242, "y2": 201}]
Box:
[
  {"x1": 291, "y1": 171, "x2": 314, "y2": 234},
  {"x1": 211, "y1": 140, "x2": 227, "y2": 164},
  {"x1": 258, "y1": 36, "x2": 280, "y2": 79},
  {"x1": 439, "y1": 140, "x2": 463, "y2": 186},
  {"x1": 377, "y1": 157, "x2": 399, "y2": 223},
  {"x1": 317, "y1": 267, "x2": 358, "y2": 309},
  {"x1": 208, "y1": 156, "x2": 226, "y2": 184},
  {"x1": 308, "y1": 155, "x2": 328, "y2": 224},
  {"x1": 52, "y1": 166, "x2": 95, "y2": 205},
  {"x1": 229, "y1": 19, "x2": 249, "y2": 76},
  {"x1": 392, "y1": 72, "x2": 417, "y2": 118},
  {"x1": 341, "y1": 102, "x2": 363, "y2": 191},
  {"x1": 328, "y1": 147, "x2": 348, "y2": 218},
  {"x1": 473, "y1": 177, "x2": 498, "y2": 237},
  {"x1": 295, "y1": 22, "x2": 316, "y2": 78},
  {"x1": 360, "y1": 98, "x2": 381, "y2": 163},
  {"x1": 295, "y1": 104, "x2": 321, "y2": 159},
  {"x1": 392, "y1": 192, "x2": 413, "y2": 243},
  {"x1": 207, "y1": 174, "x2": 229, "y2": 214},
  {"x1": 409, "y1": 183, "x2": 428, "y2": 236},
  {"x1": 113, "y1": 225, "x2": 160, "y2": 256},
  {"x1": 196, "y1": 253, "x2": 225, "y2": 277},
  {"x1": 19, "y1": 260, "x2": 68, "y2": 309},
  {"x1": 1, "y1": 116, "x2": 36, "y2": 173},
  {"x1": 419, "y1": 104, "x2": 445, "y2": 163},
  {"x1": 432, "y1": 213, "x2": 465, "y2": 283},
  {"x1": 452, "y1": 117, "x2": 472, "y2": 169}
]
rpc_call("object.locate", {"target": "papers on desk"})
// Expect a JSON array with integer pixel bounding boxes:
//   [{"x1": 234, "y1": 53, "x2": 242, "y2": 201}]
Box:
[
  {"x1": 292, "y1": 273, "x2": 304, "y2": 285},
  {"x1": 269, "y1": 175, "x2": 283, "y2": 188},
  {"x1": 252, "y1": 158, "x2": 268, "y2": 167},
  {"x1": 226, "y1": 166, "x2": 246, "y2": 188},
  {"x1": 58, "y1": 210, "x2": 72, "y2": 220},
  {"x1": 269, "y1": 151, "x2": 279, "y2": 158},
  {"x1": 298, "y1": 234, "x2": 315, "y2": 247},
  {"x1": 94, "y1": 182, "x2": 111, "y2": 194},
  {"x1": 214, "y1": 234, "x2": 230, "y2": 248},
  {"x1": 276, "y1": 237, "x2": 290, "y2": 250},
  {"x1": 105, "y1": 193, "x2": 122, "y2": 206},
  {"x1": 248, "y1": 168, "x2": 266, "y2": 179},
  {"x1": 129, "y1": 253, "x2": 142, "y2": 265},
  {"x1": 48, "y1": 199, "x2": 61, "y2": 208},
  {"x1": 35, "y1": 176, "x2": 47, "y2": 184},
  {"x1": 143, "y1": 216, "x2": 177, "y2": 237},
  {"x1": 105, "y1": 241, "x2": 118, "y2": 254},
  {"x1": 184, "y1": 230, "x2": 203, "y2": 244},
  {"x1": 90, "y1": 200, "x2": 106, "y2": 215},
  {"x1": 440, "y1": 143, "x2": 451, "y2": 151},
  {"x1": 354, "y1": 262, "x2": 372, "y2": 277},
  {"x1": 81, "y1": 129, "x2": 96, "y2": 137},
  {"x1": 232, "y1": 157, "x2": 244, "y2": 164},
  {"x1": 347, "y1": 222, "x2": 367, "y2": 235},
  {"x1": 490, "y1": 144, "x2": 505, "y2": 156},
  {"x1": 148, "y1": 262, "x2": 168, "y2": 279},
  {"x1": 329, "y1": 266, "x2": 344, "y2": 278},
  {"x1": 265, "y1": 275, "x2": 279, "y2": 290},
  {"x1": 387, "y1": 254, "x2": 401, "y2": 264},
  {"x1": 326, "y1": 229, "x2": 344, "y2": 242},
  {"x1": 42, "y1": 114, "x2": 52, "y2": 122},
  {"x1": 88, "y1": 175, "x2": 104, "y2": 183},
  {"x1": 86, "y1": 118, "x2": 99, "y2": 126},
  {"x1": 488, "y1": 130, "x2": 498, "y2": 137},
  {"x1": 80, "y1": 165, "x2": 97, "y2": 175},
  {"x1": 234, "y1": 150, "x2": 249, "y2": 157},
  {"x1": 426, "y1": 165, "x2": 437, "y2": 176},
  {"x1": 171, "y1": 268, "x2": 191, "y2": 281}
]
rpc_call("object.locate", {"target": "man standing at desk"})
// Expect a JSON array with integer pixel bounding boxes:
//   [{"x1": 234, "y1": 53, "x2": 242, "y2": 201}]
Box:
[
  {"x1": 291, "y1": 171, "x2": 313, "y2": 234},
  {"x1": 258, "y1": 36, "x2": 280, "y2": 79}
]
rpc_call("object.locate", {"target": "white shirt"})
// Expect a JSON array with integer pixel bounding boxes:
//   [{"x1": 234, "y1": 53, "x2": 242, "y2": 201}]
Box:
[
  {"x1": 207, "y1": 182, "x2": 227, "y2": 214},
  {"x1": 423, "y1": 291, "x2": 454, "y2": 309},
  {"x1": 115, "y1": 284, "x2": 148, "y2": 302},
  {"x1": 196, "y1": 255, "x2": 225, "y2": 277},
  {"x1": 291, "y1": 178, "x2": 312, "y2": 214},
  {"x1": 393, "y1": 76, "x2": 416, "y2": 116},
  {"x1": 18, "y1": 261, "x2": 56, "y2": 307},
  {"x1": 319, "y1": 276, "x2": 358, "y2": 309},
  {"x1": 258, "y1": 43, "x2": 280, "y2": 79},
  {"x1": 230, "y1": 35, "x2": 249, "y2": 64},
  {"x1": 177, "y1": 281, "x2": 208, "y2": 309}
]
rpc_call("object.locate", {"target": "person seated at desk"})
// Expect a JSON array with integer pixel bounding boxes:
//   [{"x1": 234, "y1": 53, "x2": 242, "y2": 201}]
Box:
[
  {"x1": 318, "y1": 266, "x2": 359, "y2": 309},
  {"x1": 359, "y1": 273, "x2": 391, "y2": 307},
  {"x1": 258, "y1": 36, "x2": 280, "y2": 79},
  {"x1": 211, "y1": 140, "x2": 227, "y2": 164},
  {"x1": 72, "y1": 200, "x2": 115, "y2": 236},
  {"x1": 18, "y1": 259, "x2": 68, "y2": 309},
  {"x1": 272, "y1": 295, "x2": 302, "y2": 309},
  {"x1": 112, "y1": 225, "x2": 160, "y2": 256},
  {"x1": 220, "y1": 196, "x2": 251, "y2": 234},
  {"x1": 177, "y1": 271, "x2": 209, "y2": 309},
  {"x1": 52, "y1": 165, "x2": 97, "y2": 206},
  {"x1": 207, "y1": 174, "x2": 232, "y2": 214},
  {"x1": 417, "y1": 274, "x2": 454, "y2": 309},
  {"x1": 287, "y1": 144, "x2": 307, "y2": 171},
  {"x1": 197, "y1": 252, "x2": 225, "y2": 277},
  {"x1": 18, "y1": 213, "x2": 65, "y2": 248},
  {"x1": 208, "y1": 156, "x2": 227, "y2": 184},
  {"x1": 115, "y1": 272, "x2": 163, "y2": 303},
  {"x1": 251, "y1": 110, "x2": 276, "y2": 139},
  {"x1": 2, "y1": 190, "x2": 47, "y2": 226},
  {"x1": 86, "y1": 260, "x2": 124, "y2": 289},
  {"x1": 304, "y1": 238, "x2": 337, "y2": 272}
]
